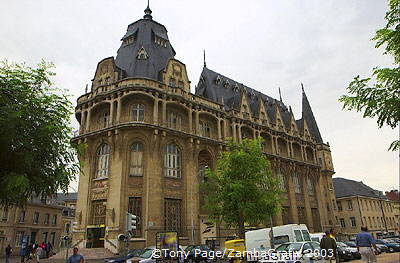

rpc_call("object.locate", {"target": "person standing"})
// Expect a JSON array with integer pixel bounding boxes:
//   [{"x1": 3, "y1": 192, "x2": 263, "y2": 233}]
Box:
[
  {"x1": 5, "y1": 244, "x2": 12, "y2": 263},
  {"x1": 320, "y1": 230, "x2": 337, "y2": 263},
  {"x1": 67, "y1": 247, "x2": 84, "y2": 263},
  {"x1": 356, "y1": 226, "x2": 377, "y2": 263}
]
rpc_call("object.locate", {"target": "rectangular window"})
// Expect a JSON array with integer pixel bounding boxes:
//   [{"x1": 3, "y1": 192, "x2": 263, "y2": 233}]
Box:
[
  {"x1": 350, "y1": 217, "x2": 357, "y2": 227},
  {"x1": 169, "y1": 78, "x2": 176, "y2": 87},
  {"x1": 19, "y1": 210, "x2": 26, "y2": 223},
  {"x1": 347, "y1": 200, "x2": 353, "y2": 210},
  {"x1": 199, "y1": 120, "x2": 211, "y2": 138},
  {"x1": 33, "y1": 212, "x2": 39, "y2": 224},
  {"x1": 92, "y1": 201, "x2": 106, "y2": 225},
  {"x1": 340, "y1": 218, "x2": 346, "y2": 228},
  {"x1": 42, "y1": 232, "x2": 48, "y2": 243},
  {"x1": 128, "y1": 197, "x2": 142, "y2": 237},
  {"x1": 277, "y1": 172, "x2": 286, "y2": 191},
  {"x1": 15, "y1": 231, "x2": 25, "y2": 247},
  {"x1": 167, "y1": 112, "x2": 181, "y2": 130},
  {"x1": 178, "y1": 81, "x2": 184, "y2": 89},
  {"x1": 52, "y1": 215, "x2": 57, "y2": 225},
  {"x1": 65, "y1": 223, "x2": 70, "y2": 234},
  {"x1": 337, "y1": 201, "x2": 342, "y2": 211},
  {"x1": 164, "y1": 198, "x2": 183, "y2": 235},
  {"x1": 50, "y1": 232, "x2": 56, "y2": 245},
  {"x1": 307, "y1": 177, "x2": 315, "y2": 195},
  {"x1": 44, "y1": 213, "x2": 50, "y2": 225},
  {"x1": 293, "y1": 174, "x2": 302, "y2": 194},
  {"x1": 1, "y1": 206, "x2": 9, "y2": 221}
]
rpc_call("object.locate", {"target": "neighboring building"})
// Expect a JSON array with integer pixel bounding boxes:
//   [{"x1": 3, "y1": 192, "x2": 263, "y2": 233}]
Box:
[
  {"x1": 0, "y1": 193, "x2": 77, "y2": 256},
  {"x1": 333, "y1": 178, "x2": 398, "y2": 240},
  {"x1": 71, "y1": 5, "x2": 336, "y2": 252},
  {"x1": 386, "y1": 190, "x2": 400, "y2": 234}
]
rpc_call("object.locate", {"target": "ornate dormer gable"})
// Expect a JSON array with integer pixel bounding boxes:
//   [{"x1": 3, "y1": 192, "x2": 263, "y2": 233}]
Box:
[
  {"x1": 215, "y1": 75, "x2": 222, "y2": 85},
  {"x1": 91, "y1": 57, "x2": 121, "y2": 90},
  {"x1": 274, "y1": 102, "x2": 285, "y2": 131},
  {"x1": 137, "y1": 46, "x2": 149, "y2": 60},
  {"x1": 302, "y1": 118, "x2": 312, "y2": 141},
  {"x1": 288, "y1": 106, "x2": 299, "y2": 136},
  {"x1": 223, "y1": 79, "x2": 230, "y2": 88},
  {"x1": 258, "y1": 96, "x2": 269, "y2": 126},
  {"x1": 239, "y1": 89, "x2": 251, "y2": 120},
  {"x1": 161, "y1": 58, "x2": 191, "y2": 93}
]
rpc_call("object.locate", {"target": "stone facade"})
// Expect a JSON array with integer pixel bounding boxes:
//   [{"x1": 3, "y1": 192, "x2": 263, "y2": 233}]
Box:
[
  {"x1": 335, "y1": 196, "x2": 398, "y2": 240},
  {"x1": 71, "y1": 7, "x2": 336, "y2": 252},
  {"x1": 0, "y1": 202, "x2": 63, "y2": 256}
]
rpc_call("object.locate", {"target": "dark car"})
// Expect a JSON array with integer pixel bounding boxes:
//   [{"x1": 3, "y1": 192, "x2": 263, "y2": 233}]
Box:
[
  {"x1": 185, "y1": 245, "x2": 212, "y2": 263},
  {"x1": 104, "y1": 249, "x2": 145, "y2": 263},
  {"x1": 337, "y1": 242, "x2": 361, "y2": 259},
  {"x1": 376, "y1": 239, "x2": 400, "y2": 253},
  {"x1": 337, "y1": 246, "x2": 353, "y2": 262}
]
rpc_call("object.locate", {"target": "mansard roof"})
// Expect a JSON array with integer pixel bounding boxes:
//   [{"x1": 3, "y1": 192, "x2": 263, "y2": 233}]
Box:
[
  {"x1": 196, "y1": 66, "x2": 323, "y2": 142},
  {"x1": 114, "y1": 7, "x2": 176, "y2": 81},
  {"x1": 333, "y1": 178, "x2": 387, "y2": 200}
]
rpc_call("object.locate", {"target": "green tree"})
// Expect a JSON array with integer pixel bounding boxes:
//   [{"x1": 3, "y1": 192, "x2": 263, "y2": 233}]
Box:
[
  {"x1": 203, "y1": 138, "x2": 283, "y2": 239},
  {"x1": 339, "y1": 0, "x2": 400, "y2": 151},
  {"x1": 0, "y1": 60, "x2": 80, "y2": 206}
]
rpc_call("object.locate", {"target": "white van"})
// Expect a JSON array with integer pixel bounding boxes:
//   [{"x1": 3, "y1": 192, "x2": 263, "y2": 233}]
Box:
[
  {"x1": 245, "y1": 224, "x2": 312, "y2": 252},
  {"x1": 310, "y1": 232, "x2": 325, "y2": 242}
]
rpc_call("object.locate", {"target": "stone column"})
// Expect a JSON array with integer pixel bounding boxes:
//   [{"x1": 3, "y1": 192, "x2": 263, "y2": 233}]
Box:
[
  {"x1": 238, "y1": 125, "x2": 242, "y2": 143},
  {"x1": 232, "y1": 122, "x2": 237, "y2": 142},
  {"x1": 253, "y1": 128, "x2": 256, "y2": 139},
  {"x1": 300, "y1": 145, "x2": 305, "y2": 161},
  {"x1": 314, "y1": 175, "x2": 328, "y2": 229},
  {"x1": 80, "y1": 110, "x2": 87, "y2": 134},
  {"x1": 188, "y1": 109, "x2": 193, "y2": 133},
  {"x1": 85, "y1": 108, "x2": 91, "y2": 132},
  {"x1": 302, "y1": 146, "x2": 307, "y2": 162},
  {"x1": 290, "y1": 141, "x2": 294, "y2": 158},
  {"x1": 301, "y1": 174, "x2": 314, "y2": 230},
  {"x1": 217, "y1": 119, "x2": 221, "y2": 140},
  {"x1": 109, "y1": 101, "x2": 115, "y2": 126},
  {"x1": 116, "y1": 99, "x2": 122, "y2": 123},
  {"x1": 162, "y1": 100, "x2": 167, "y2": 126},
  {"x1": 271, "y1": 135, "x2": 276, "y2": 154},
  {"x1": 287, "y1": 172, "x2": 299, "y2": 223},
  {"x1": 274, "y1": 136, "x2": 279, "y2": 155},
  {"x1": 195, "y1": 111, "x2": 199, "y2": 134},
  {"x1": 153, "y1": 99, "x2": 159, "y2": 125}
]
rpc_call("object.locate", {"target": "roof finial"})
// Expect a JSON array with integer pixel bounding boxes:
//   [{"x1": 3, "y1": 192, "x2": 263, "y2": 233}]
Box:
[
  {"x1": 144, "y1": 0, "x2": 153, "y2": 20},
  {"x1": 301, "y1": 82, "x2": 305, "y2": 93},
  {"x1": 203, "y1": 50, "x2": 207, "y2": 67},
  {"x1": 278, "y1": 87, "x2": 283, "y2": 102}
]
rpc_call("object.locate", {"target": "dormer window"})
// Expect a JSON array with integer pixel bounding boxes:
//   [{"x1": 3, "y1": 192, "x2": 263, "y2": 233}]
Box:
[
  {"x1": 154, "y1": 35, "x2": 168, "y2": 48},
  {"x1": 137, "y1": 46, "x2": 149, "y2": 60},
  {"x1": 249, "y1": 90, "x2": 255, "y2": 98},
  {"x1": 215, "y1": 75, "x2": 221, "y2": 85},
  {"x1": 223, "y1": 80, "x2": 230, "y2": 88},
  {"x1": 123, "y1": 36, "x2": 135, "y2": 46},
  {"x1": 169, "y1": 78, "x2": 176, "y2": 87},
  {"x1": 233, "y1": 84, "x2": 239, "y2": 92}
]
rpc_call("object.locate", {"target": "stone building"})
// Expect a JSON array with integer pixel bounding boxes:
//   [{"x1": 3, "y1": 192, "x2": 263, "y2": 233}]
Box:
[
  {"x1": 333, "y1": 178, "x2": 398, "y2": 240},
  {"x1": 0, "y1": 193, "x2": 77, "y2": 256},
  {"x1": 385, "y1": 190, "x2": 400, "y2": 234},
  {"x1": 71, "y1": 6, "x2": 336, "y2": 251}
]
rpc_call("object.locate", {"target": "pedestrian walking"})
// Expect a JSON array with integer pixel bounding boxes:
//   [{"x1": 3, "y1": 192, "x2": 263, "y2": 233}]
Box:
[
  {"x1": 356, "y1": 226, "x2": 378, "y2": 263},
  {"x1": 5, "y1": 244, "x2": 12, "y2": 263},
  {"x1": 45, "y1": 241, "x2": 52, "y2": 258},
  {"x1": 67, "y1": 247, "x2": 84, "y2": 263},
  {"x1": 320, "y1": 230, "x2": 337, "y2": 263}
]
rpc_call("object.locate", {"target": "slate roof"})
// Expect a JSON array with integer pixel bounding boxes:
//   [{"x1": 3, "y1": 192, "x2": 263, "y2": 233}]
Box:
[
  {"x1": 114, "y1": 7, "x2": 176, "y2": 81},
  {"x1": 195, "y1": 66, "x2": 323, "y2": 142},
  {"x1": 333, "y1": 178, "x2": 387, "y2": 199}
]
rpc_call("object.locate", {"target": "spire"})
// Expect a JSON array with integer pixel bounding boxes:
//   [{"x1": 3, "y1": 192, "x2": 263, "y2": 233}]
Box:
[
  {"x1": 144, "y1": 0, "x2": 152, "y2": 20},
  {"x1": 301, "y1": 84, "x2": 323, "y2": 143},
  {"x1": 203, "y1": 50, "x2": 207, "y2": 67},
  {"x1": 278, "y1": 87, "x2": 283, "y2": 102}
]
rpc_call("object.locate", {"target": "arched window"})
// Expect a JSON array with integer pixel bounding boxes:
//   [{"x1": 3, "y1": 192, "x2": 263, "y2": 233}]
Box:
[
  {"x1": 307, "y1": 177, "x2": 315, "y2": 195},
  {"x1": 165, "y1": 144, "x2": 181, "y2": 178},
  {"x1": 198, "y1": 163, "x2": 209, "y2": 182},
  {"x1": 130, "y1": 142, "x2": 144, "y2": 176},
  {"x1": 132, "y1": 104, "x2": 145, "y2": 122},
  {"x1": 95, "y1": 143, "x2": 110, "y2": 179},
  {"x1": 277, "y1": 171, "x2": 286, "y2": 191},
  {"x1": 293, "y1": 173, "x2": 302, "y2": 194}
]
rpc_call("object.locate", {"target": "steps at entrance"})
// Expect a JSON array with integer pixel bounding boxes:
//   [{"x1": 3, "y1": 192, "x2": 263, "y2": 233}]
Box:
[{"x1": 50, "y1": 247, "x2": 115, "y2": 260}]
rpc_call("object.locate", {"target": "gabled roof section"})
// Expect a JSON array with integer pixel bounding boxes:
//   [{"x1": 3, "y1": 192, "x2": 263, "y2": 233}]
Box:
[
  {"x1": 302, "y1": 86, "x2": 323, "y2": 143},
  {"x1": 196, "y1": 66, "x2": 290, "y2": 118},
  {"x1": 333, "y1": 178, "x2": 387, "y2": 199},
  {"x1": 115, "y1": 7, "x2": 176, "y2": 81}
]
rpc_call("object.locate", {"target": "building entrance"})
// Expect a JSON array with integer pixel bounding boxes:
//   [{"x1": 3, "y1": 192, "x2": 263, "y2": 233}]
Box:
[{"x1": 86, "y1": 226, "x2": 105, "y2": 248}]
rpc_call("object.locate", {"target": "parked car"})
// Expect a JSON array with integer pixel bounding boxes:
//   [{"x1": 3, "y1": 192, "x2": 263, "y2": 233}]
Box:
[
  {"x1": 337, "y1": 242, "x2": 361, "y2": 259},
  {"x1": 336, "y1": 246, "x2": 354, "y2": 262},
  {"x1": 375, "y1": 244, "x2": 388, "y2": 253},
  {"x1": 376, "y1": 239, "x2": 400, "y2": 253},
  {"x1": 104, "y1": 249, "x2": 145, "y2": 263},
  {"x1": 127, "y1": 247, "x2": 157, "y2": 263},
  {"x1": 185, "y1": 244, "x2": 212, "y2": 263},
  {"x1": 275, "y1": 241, "x2": 323, "y2": 261}
]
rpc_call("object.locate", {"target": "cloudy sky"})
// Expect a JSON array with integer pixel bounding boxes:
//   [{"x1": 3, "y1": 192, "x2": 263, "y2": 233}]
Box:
[{"x1": 1, "y1": 0, "x2": 398, "y2": 192}]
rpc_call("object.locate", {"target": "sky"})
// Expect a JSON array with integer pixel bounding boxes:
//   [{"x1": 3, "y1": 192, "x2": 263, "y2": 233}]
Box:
[{"x1": 0, "y1": 0, "x2": 398, "y2": 192}]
